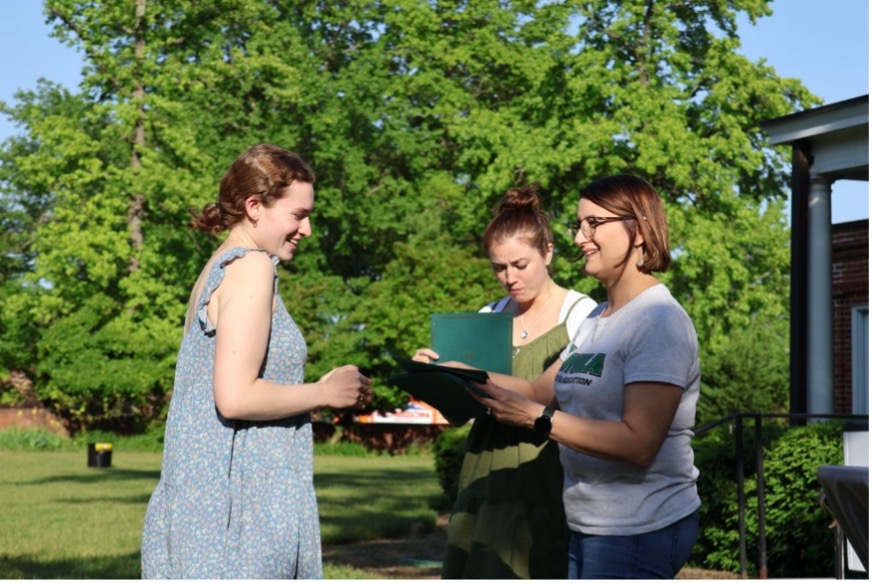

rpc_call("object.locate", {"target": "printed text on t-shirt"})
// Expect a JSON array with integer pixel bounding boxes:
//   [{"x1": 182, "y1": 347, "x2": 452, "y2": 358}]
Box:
[{"x1": 560, "y1": 353, "x2": 605, "y2": 377}]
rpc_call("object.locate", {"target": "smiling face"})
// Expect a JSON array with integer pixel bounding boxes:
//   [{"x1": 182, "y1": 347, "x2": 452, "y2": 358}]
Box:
[
  {"x1": 249, "y1": 180, "x2": 314, "y2": 261},
  {"x1": 488, "y1": 235, "x2": 554, "y2": 306},
  {"x1": 574, "y1": 198, "x2": 640, "y2": 284}
]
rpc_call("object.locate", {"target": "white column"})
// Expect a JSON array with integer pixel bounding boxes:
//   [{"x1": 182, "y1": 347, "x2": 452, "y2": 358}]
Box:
[{"x1": 807, "y1": 175, "x2": 833, "y2": 414}]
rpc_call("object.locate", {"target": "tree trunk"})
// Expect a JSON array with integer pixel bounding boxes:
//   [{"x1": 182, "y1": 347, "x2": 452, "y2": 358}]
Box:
[{"x1": 128, "y1": 0, "x2": 147, "y2": 273}]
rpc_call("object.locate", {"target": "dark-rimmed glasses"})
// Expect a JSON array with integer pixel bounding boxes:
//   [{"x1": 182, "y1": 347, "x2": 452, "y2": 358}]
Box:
[{"x1": 566, "y1": 216, "x2": 636, "y2": 239}]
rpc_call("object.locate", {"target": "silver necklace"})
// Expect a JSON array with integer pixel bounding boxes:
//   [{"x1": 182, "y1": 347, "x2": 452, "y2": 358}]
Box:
[
  {"x1": 520, "y1": 313, "x2": 542, "y2": 340},
  {"x1": 518, "y1": 286, "x2": 552, "y2": 340}
]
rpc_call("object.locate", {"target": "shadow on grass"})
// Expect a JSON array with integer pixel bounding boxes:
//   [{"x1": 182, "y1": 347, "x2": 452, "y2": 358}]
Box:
[
  {"x1": 55, "y1": 492, "x2": 154, "y2": 505},
  {"x1": 0, "y1": 551, "x2": 141, "y2": 579},
  {"x1": 315, "y1": 466, "x2": 435, "y2": 493},
  {"x1": 315, "y1": 466, "x2": 440, "y2": 544},
  {"x1": 3, "y1": 467, "x2": 160, "y2": 486}
]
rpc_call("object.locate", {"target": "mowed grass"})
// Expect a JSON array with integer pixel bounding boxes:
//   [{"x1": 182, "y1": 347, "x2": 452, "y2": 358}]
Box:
[
  {"x1": 315, "y1": 455, "x2": 440, "y2": 544},
  {"x1": 0, "y1": 450, "x2": 440, "y2": 579},
  {"x1": 0, "y1": 451, "x2": 158, "y2": 578}
]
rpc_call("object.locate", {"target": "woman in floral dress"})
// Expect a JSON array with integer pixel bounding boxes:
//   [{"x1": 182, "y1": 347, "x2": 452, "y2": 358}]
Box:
[{"x1": 141, "y1": 145, "x2": 372, "y2": 579}]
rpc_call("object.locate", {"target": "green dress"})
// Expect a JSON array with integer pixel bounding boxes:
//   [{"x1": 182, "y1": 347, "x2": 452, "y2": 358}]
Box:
[{"x1": 441, "y1": 296, "x2": 589, "y2": 579}]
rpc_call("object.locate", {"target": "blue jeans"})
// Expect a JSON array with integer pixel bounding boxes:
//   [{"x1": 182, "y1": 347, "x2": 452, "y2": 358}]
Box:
[{"x1": 567, "y1": 510, "x2": 699, "y2": 579}]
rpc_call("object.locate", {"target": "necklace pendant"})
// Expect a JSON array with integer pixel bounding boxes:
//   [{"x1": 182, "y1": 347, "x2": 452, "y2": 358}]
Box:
[{"x1": 521, "y1": 330, "x2": 529, "y2": 340}]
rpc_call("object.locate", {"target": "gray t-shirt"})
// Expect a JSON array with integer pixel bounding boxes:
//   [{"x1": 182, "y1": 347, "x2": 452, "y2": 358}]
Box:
[{"x1": 556, "y1": 283, "x2": 701, "y2": 536}]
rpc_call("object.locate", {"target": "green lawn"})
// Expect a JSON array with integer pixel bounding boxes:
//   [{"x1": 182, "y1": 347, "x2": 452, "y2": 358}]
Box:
[{"x1": 0, "y1": 450, "x2": 440, "y2": 579}]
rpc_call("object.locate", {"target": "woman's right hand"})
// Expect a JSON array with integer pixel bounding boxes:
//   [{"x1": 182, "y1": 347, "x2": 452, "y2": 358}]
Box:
[
  {"x1": 412, "y1": 348, "x2": 439, "y2": 363},
  {"x1": 318, "y1": 365, "x2": 372, "y2": 409}
]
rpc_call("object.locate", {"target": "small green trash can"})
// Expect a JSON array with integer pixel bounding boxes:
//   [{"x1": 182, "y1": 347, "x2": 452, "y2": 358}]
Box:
[{"x1": 87, "y1": 442, "x2": 113, "y2": 468}]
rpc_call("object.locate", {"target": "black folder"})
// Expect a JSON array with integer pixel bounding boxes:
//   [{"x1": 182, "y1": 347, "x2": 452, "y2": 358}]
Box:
[{"x1": 388, "y1": 357, "x2": 489, "y2": 423}]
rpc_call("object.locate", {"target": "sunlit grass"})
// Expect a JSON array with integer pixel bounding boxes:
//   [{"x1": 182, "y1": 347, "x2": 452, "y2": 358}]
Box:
[
  {"x1": 0, "y1": 451, "x2": 158, "y2": 578},
  {"x1": 0, "y1": 447, "x2": 439, "y2": 578},
  {"x1": 323, "y1": 562, "x2": 379, "y2": 579}
]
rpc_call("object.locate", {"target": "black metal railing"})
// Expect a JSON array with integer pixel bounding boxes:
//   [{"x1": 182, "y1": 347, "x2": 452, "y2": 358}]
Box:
[{"x1": 692, "y1": 412, "x2": 868, "y2": 579}]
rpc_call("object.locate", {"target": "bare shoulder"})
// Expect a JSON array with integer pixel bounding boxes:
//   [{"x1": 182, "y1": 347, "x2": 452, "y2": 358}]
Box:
[
  {"x1": 219, "y1": 250, "x2": 275, "y2": 296},
  {"x1": 225, "y1": 249, "x2": 274, "y2": 274}
]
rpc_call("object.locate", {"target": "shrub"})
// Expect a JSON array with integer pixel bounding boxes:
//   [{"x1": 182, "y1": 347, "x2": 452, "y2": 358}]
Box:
[
  {"x1": 0, "y1": 428, "x2": 69, "y2": 451},
  {"x1": 0, "y1": 425, "x2": 167, "y2": 453},
  {"x1": 691, "y1": 427, "x2": 746, "y2": 572},
  {"x1": 748, "y1": 421, "x2": 843, "y2": 578},
  {"x1": 691, "y1": 419, "x2": 844, "y2": 577},
  {"x1": 691, "y1": 418, "x2": 786, "y2": 572},
  {"x1": 432, "y1": 424, "x2": 470, "y2": 503}
]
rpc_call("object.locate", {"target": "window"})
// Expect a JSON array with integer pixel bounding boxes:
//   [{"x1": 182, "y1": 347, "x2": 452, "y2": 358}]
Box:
[{"x1": 851, "y1": 305, "x2": 868, "y2": 415}]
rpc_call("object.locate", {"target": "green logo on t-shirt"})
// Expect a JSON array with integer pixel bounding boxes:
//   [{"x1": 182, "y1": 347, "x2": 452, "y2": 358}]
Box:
[{"x1": 562, "y1": 353, "x2": 605, "y2": 377}]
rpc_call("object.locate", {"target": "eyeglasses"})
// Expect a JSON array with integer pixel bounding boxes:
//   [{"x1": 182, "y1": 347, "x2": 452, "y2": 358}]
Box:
[{"x1": 566, "y1": 216, "x2": 636, "y2": 239}]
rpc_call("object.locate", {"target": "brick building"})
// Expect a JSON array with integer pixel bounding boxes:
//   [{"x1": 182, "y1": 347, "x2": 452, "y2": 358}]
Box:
[{"x1": 832, "y1": 219, "x2": 868, "y2": 415}]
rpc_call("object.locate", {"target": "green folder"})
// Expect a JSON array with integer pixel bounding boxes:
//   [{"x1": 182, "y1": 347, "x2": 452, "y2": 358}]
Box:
[
  {"x1": 387, "y1": 312, "x2": 513, "y2": 423},
  {"x1": 430, "y1": 311, "x2": 513, "y2": 374}
]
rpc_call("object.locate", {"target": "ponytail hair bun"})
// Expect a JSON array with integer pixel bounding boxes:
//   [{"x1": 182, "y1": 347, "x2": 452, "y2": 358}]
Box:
[
  {"x1": 188, "y1": 203, "x2": 225, "y2": 235},
  {"x1": 483, "y1": 182, "x2": 554, "y2": 257},
  {"x1": 494, "y1": 183, "x2": 541, "y2": 214}
]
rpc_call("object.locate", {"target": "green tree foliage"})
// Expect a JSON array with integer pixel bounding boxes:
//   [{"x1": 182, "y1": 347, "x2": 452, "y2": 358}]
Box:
[
  {"x1": 698, "y1": 313, "x2": 790, "y2": 423},
  {"x1": 0, "y1": 0, "x2": 817, "y2": 427}
]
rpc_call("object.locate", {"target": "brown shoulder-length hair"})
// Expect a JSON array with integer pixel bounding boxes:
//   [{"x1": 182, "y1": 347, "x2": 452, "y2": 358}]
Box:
[
  {"x1": 482, "y1": 183, "x2": 554, "y2": 257},
  {"x1": 578, "y1": 175, "x2": 671, "y2": 273},
  {"x1": 189, "y1": 144, "x2": 316, "y2": 234}
]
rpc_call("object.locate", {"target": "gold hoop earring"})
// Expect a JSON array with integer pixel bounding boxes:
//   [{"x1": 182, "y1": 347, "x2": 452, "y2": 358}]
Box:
[{"x1": 250, "y1": 218, "x2": 258, "y2": 228}]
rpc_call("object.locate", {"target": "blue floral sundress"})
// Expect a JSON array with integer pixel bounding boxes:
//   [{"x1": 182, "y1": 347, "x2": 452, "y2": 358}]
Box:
[{"x1": 141, "y1": 247, "x2": 321, "y2": 579}]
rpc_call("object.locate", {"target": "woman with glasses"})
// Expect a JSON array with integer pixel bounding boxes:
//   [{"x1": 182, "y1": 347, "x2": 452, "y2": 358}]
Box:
[
  {"x1": 413, "y1": 183, "x2": 596, "y2": 579},
  {"x1": 470, "y1": 175, "x2": 701, "y2": 579}
]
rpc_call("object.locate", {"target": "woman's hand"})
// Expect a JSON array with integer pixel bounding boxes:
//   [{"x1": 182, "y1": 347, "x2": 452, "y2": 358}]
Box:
[
  {"x1": 468, "y1": 378, "x2": 543, "y2": 428},
  {"x1": 411, "y1": 349, "x2": 476, "y2": 371},
  {"x1": 412, "y1": 348, "x2": 439, "y2": 363},
  {"x1": 318, "y1": 365, "x2": 373, "y2": 409}
]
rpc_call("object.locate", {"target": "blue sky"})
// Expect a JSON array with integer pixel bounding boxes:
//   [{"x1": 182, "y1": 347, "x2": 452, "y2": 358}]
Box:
[{"x1": 0, "y1": 0, "x2": 868, "y2": 222}]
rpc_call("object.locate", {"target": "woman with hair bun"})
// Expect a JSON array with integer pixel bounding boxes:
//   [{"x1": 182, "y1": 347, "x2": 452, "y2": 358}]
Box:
[
  {"x1": 414, "y1": 183, "x2": 596, "y2": 579},
  {"x1": 141, "y1": 144, "x2": 372, "y2": 579}
]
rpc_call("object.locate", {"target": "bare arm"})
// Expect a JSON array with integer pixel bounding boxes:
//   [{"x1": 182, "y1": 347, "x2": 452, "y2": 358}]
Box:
[
  {"x1": 486, "y1": 357, "x2": 562, "y2": 405},
  {"x1": 212, "y1": 252, "x2": 371, "y2": 421},
  {"x1": 473, "y1": 380, "x2": 682, "y2": 467}
]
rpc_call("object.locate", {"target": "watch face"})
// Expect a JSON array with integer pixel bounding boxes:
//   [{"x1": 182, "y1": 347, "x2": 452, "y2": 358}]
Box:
[{"x1": 534, "y1": 414, "x2": 552, "y2": 437}]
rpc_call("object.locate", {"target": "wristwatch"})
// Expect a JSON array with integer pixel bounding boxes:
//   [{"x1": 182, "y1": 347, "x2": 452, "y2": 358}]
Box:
[{"x1": 533, "y1": 406, "x2": 555, "y2": 440}]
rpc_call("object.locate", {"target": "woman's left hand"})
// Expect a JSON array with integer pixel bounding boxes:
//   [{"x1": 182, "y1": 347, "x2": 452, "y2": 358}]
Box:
[{"x1": 468, "y1": 378, "x2": 542, "y2": 428}]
